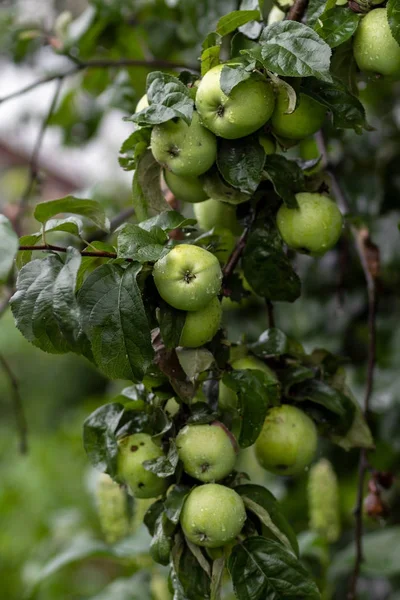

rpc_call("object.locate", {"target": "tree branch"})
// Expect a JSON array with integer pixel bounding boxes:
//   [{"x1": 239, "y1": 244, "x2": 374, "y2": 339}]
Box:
[
  {"x1": 286, "y1": 0, "x2": 309, "y2": 21},
  {"x1": 0, "y1": 353, "x2": 28, "y2": 454},
  {"x1": 317, "y1": 133, "x2": 379, "y2": 600}
]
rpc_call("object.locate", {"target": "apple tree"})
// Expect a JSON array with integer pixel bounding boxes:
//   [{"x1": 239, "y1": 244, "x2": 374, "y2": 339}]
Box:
[{"x1": 1, "y1": 0, "x2": 400, "y2": 598}]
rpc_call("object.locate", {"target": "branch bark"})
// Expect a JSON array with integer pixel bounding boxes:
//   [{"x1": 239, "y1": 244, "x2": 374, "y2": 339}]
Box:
[
  {"x1": 0, "y1": 353, "x2": 28, "y2": 454},
  {"x1": 286, "y1": 0, "x2": 309, "y2": 21}
]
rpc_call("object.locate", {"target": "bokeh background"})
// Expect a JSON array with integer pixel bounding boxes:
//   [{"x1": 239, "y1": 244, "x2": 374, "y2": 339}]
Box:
[{"x1": 1, "y1": 1, "x2": 400, "y2": 599}]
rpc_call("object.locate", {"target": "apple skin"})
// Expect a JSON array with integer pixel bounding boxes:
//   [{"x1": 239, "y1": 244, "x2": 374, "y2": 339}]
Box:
[
  {"x1": 276, "y1": 192, "x2": 343, "y2": 256},
  {"x1": 117, "y1": 433, "x2": 168, "y2": 499},
  {"x1": 268, "y1": 5, "x2": 285, "y2": 24},
  {"x1": 353, "y1": 8, "x2": 400, "y2": 76},
  {"x1": 255, "y1": 405, "x2": 318, "y2": 476},
  {"x1": 179, "y1": 297, "x2": 222, "y2": 348},
  {"x1": 151, "y1": 112, "x2": 217, "y2": 177},
  {"x1": 202, "y1": 170, "x2": 251, "y2": 206},
  {"x1": 195, "y1": 63, "x2": 275, "y2": 139},
  {"x1": 271, "y1": 90, "x2": 326, "y2": 141},
  {"x1": 258, "y1": 133, "x2": 276, "y2": 155},
  {"x1": 164, "y1": 170, "x2": 208, "y2": 204},
  {"x1": 153, "y1": 244, "x2": 222, "y2": 311},
  {"x1": 194, "y1": 198, "x2": 241, "y2": 234},
  {"x1": 211, "y1": 228, "x2": 236, "y2": 264},
  {"x1": 219, "y1": 355, "x2": 278, "y2": 411},
  {"x1": 135, "y1": 93, "x2": 149, "y2": 112},
  {"x1": 180, "y1": 483, "x2": 246, "y2": 547},
  {"x1": 176, "y1": 421, "x2": 238, "y2": 482}
]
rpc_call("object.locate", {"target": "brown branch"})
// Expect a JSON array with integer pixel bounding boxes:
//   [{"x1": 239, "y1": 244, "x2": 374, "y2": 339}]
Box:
[
  {"x1": 18, "y1": 244, "x2": 121, "y2": 259},
  {"x1": 286, "y1": 0, "x2": 309, "y2": 21},
  {"x1": 317, "y1": 133, "x2": 379, "y2": 600},
  {"x1": 0, "y1": 67, "x2": 77, "y2": 105},
  {"x1": 0, "y1": 353, "x2": 28, "y2": 454},
  {"x1": 222, "y1": 227, "x2": 250, "y2": 283}
]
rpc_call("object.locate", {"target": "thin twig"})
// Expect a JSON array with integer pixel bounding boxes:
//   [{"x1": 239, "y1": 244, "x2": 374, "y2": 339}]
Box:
[
  {"x1": 14, "y1": 76, "x2": 64, "y2": 235},
  {"x1": 0, "y1": 287, "x2": 13, "y2": 319},
  {"x1": 286, "y1": 0, "x2": 309, "y2": 21},
  {"x1": 317, "y1": 133, "x2": 379, "y2": 600},
  {"x1": 0, "y1": 353, "x2": 28, "y2": 454},
  {"x1": 0, "y1": 67, "x2": 77, "y2": 105},
  {"x1": 222, "y1": 227, "x2": 250, "y2": 280}
]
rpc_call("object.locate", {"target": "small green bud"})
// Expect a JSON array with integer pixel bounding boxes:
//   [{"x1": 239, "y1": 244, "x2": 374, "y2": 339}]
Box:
[{"x1": 308, "y1": 459, "x2": 340, "y2": 543}]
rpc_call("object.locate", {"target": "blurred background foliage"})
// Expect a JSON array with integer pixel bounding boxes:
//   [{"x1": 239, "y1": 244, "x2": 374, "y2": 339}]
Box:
[{"x1": 1, "y1": 0, "x2": 400, "y2": 599}]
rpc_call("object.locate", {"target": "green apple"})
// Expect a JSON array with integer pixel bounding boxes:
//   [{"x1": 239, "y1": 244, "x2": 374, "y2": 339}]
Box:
[
  {"x1": 353, "y1": 8, "x2": 400, "y2": 76},
  {"x1": 219, "y1": 355, "x2": 278, "y2": 411},
  {"x1": 276, "y1": 192, "x2": 343, "y2": 256},
  {"x1": 211, "y1": 228, "x2": 236, "y2": 264},
  {"x1": 180, "y1": 484, "x2": 246, "y2": 547},
  {"x1": 176, "y1": 421, "x2": 238, "y2": 481},
  {"x1": 153, "y1": 244, "x2": 222, "y2": 311},
  {"x1": 202, "y1": 170, "x2": 251, "y2": 206},
  {"x1": 135, "y1": 93, "x2": 149, "y2": 112},
  {"x1": 258, "y1": 133, "x2": 276, "y2": 155},
  {"x1": 117, "y1": 433, "x2": 168, "y2": 499},
  {"x1": 194, "y1": 198, "x2": 241, "y2": 234},
  {"x1": 151, "y1": 112, "x2": 217, "y2": 177},
  {"x1": 271, "y1": 89, "x2": 326, "y2": 141},
  {"x1": 164, "y1": 170, "x2": 208, "y2": 204},
  {"x1": 180, "y1": 297, "x2": 222, "y2": 348},
  {"x1": 255, "y1": 405, "x2": 318, "y2": 476},
  {"x1": 196, "y1": 63, "x2": 275, "y2": 139},
  {"x1": 268, "y1": 5, "x2": 285, "y2": 24}
]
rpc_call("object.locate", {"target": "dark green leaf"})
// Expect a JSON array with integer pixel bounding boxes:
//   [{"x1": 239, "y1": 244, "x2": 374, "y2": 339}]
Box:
[
  {"x1": 83, "y1": 403, "x2": 125, "y2": 476},
  {"x1": 158, "y1": 302, "x2": 186, "y2": 349},
  {"x1": 263, "y1": 154, "x2": 305, "y2": 208},
  {"x1": 177, "y1": 348, "x2": 215, "y2": 380},
  {"x1": 216, "y1": 10, "x2": 260, "y2": 36},
  {"x1": 144, "y1": 500, "x2": 164, "y2": 536},
  {"x1": 117, "y1": 223, "x2": 168, "y2": 262},
  {"x1": 228, "y1": 537, "x2": 321, "y2": 599},
  {"x1": 301, "y1": 77, "x2": 369, "y2": 132},
  {"x1": 222, "y1": 369, "x2": 279, "y2": 447},
  {"x1": 164, "y1": 484, "x2": 190, "y2": 524},
  {"x1": 119, "y1": 126, "x2": 151, "y2": 172},
  {"x1": 34, "y1": 196, "x2": 109, "y2": 231},
  {"x1": 140, "y1": 210, "x2": 196, "y2": 232},
  {"x1": 173, "y1": 542, "x2": 211, "y2": 600},
  {"x1": 220, "y1": 63, "x2": 252, "y2": 95},
  {"x1": 0, "y1": 215, "x2": 18, "y2": 283},
  {"x1": 10, "y1": 256, "x2": 70, "y2": 354},
  {"x1": 279, "y1": 365, "x2": 315, "y2": 395},
  {"x1": 217, "y1": 136, "x2": 265, "y2": 194},
  {"x1": 306, "y1": 0, "x2": 336, "y2": 27},
  {"x1": 201, "y1": 32, "x2": 222, "y2": 76},
  {"x1": 259, "y1": 21, "x2": 332, "y2": 82},
  {"x1": 249, "y1": 328, "x2": 305, "y2": 358},
  {"x1": 289, "y1": 378, "x2": 353, "y2": 420},
  {"x1": 242, "y1": 227, "x2": 301, "y2": 302},
  {"x1": 78, "y1": 263, "x2": 154, "y2": 381},
  {"x1": 211, "y1": 557, "x2": 225, "y2": 600},
  {"x1": 150, "y1": 512, "x2": 174, "y2": 566},
  {"x1": 236, "y1": 484, "x2": 299, "y2": 556},
  {"x1": 313, "y1": 7, "x2": 360, "y2": 48},
  {"x1": 132, "y1": 150, "x2": 169, "y2": 223},
  {"x1": 143, "y1": 440, "x2": 178, "y2": 478},
  {"x1": 388, "y1": 0, "x2": 400, "y2": 45}
]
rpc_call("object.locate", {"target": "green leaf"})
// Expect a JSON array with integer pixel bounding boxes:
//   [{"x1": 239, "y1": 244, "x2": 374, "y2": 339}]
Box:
[
  {"x1": 388, "y1": 0, "x2": 400, "y2": 45},
  {"x1": 52, "y1": 247, "x2": 90, "y2": 356},
  {"x1": 301, "y1": 77, "x2": 369, "y2": 132},
  {"x1": 220, "y1": 63, "x2": 252, "y2": 96},
  {"x1": 132, "y1": 150, "x2": 169, "y2": 223},
  {"x1": 306, "y1": 0, "x2": 336, "y2": 26},
  {"x1": 177, "y1": 348, "x2": 215, "y2": 380},
  {"x1": 172, "y1": 540, "x2": 211, "y2": 600},
  {"x1": 34, "y1": 196, "x2": 109, "y2": 231},
  {"x1": 43, "y1": 216, "x2": 85, "y2": 238},
  {"x1": 119, "y1": 126, "x2": 151, "y2": 172},
  {"x1": 150, "y1": 512, "x2": 174, "y2": 566},
  {"x1": 289, "y1": 378, "x2": 353, "y2": 419},
  {"x1": 143, "y1": 440, "x2": 178, "y2": 478},
  {"x1": 16, "y1": 233, "x2": 41, "y2": 269},
  {"x1": 0, "y1": 215, "x2": 18, "y2": 283},
  {"x1": 228, "y1": 537, "x2": 321, "y2": 599},
  {"x1": 242, "y1": 227, "x2": 301, "y2": 302},
  {"x1": 249, "y1": 328, "x2": 305, "y2": 358},
  {"x1": 263, "y1": 154, "x2": 305, "y2": 208},
  {"x1": 83, "y1": 403, "x2": 125, "y2": 475},
  {"x1": 131, "y1": 72, "x2": 194, "y2": 126},
  {"x1": 259, "y1": 21, "x2": 332, "y2": 82},
  {"x1": 237, "y1": 484, "x2": 299, "y2": 555},
  {"x1": 313, "y1": 7, "x2": 360, "y2": 48},
  {"x1": 330, "y1": 527, "x2": 400, "y2": 578},
  {"x1": 78, "y1": 263, "x2": 154, "y2": 381},
  {"x1": 10, "y1": 256, "x2": 70, "y2": 354},
  {"x1": 211, "y1": 557, "x2": 225, "y2": 600},
  {"x1": 140, "y1": 210, "x2": 196, "y2": 233},
  {"x1": 158, "y1": 302, "x2": 186, "y2": 349},
  {"x1": 330, "y1": 387, "x2": 374, "y2": 450},
  {"x1": 201, "y1": 32, "x2": 221, "y2": 77},
  {"x1": 216, "y1": 10, "x2": 260, "y2": 36},
  {"x1": 117, "y1": 223, "x2": 168, "y2": 262},
  {"x1": 217, "y1": 135, "x2": 265, "y2": 194},
  {"x1": 76, "y1": 241, "x2": 116, "y2": 289},
  {"x1": 222, "y1": 370, "x2": 279, "y2": 447},
  {"x1": 164, "y1": 484, "x2": 190, "y2": 524}
]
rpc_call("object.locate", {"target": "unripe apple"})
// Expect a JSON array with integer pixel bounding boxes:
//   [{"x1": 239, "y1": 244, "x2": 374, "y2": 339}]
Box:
[
  {"x1": 179, "y1": 297, "x2": 222, "y2": 348},
  {"x1": 219, "y1": 355, "x2": 278, "y2": 411},
  {"x1": 135, "y1": 93, "x2": 149, "y2": 112},
  {"x1": 276, "y1": 192, "x2": 343, "y2": 256},
  {"x1": 180, "y1": 483, "x2": 246, "y2": 547},
  {"x1": 202, "y1": 170, "x2": 251, "y2": 206},
  {"x1": 353, "y1": 8, "x2": 400, "y2": 76},
  {"x1": 176, "y1": 421, "x2": 238, "y2": 481},
  {"x1": 258, "y1": 133, "x2": 276, "y2": 155},
  {"x1": 271, "y1": 89, "x2": 326, "y2": 141},
  {"x1": 194, "y1": 198, "x2": 241, "y2": 234},
  {"x1": 211, "y1": 228, "x2": 236, "y2": 264},
  {"x1": 268, "y1": 5, "x2": 285, "y2": 24},
  {"x1": 255, "y1": 405, "x2": 318, "y2": 476},
  {"x1": 164, "y1": 170, "x2": 208, "y2": 204},
  {"x1": 151, "y1": 112, "x2": 217, "y2": 177},
  {"x1": 117, "y1": 433, "x2": 168, "y2": 498},
  {"x1": 196, "y1": 63, "x2": 275, "y2": 139},
  {"x1": 153, "y1": 244, "x2": 222, "y2": 311}
]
